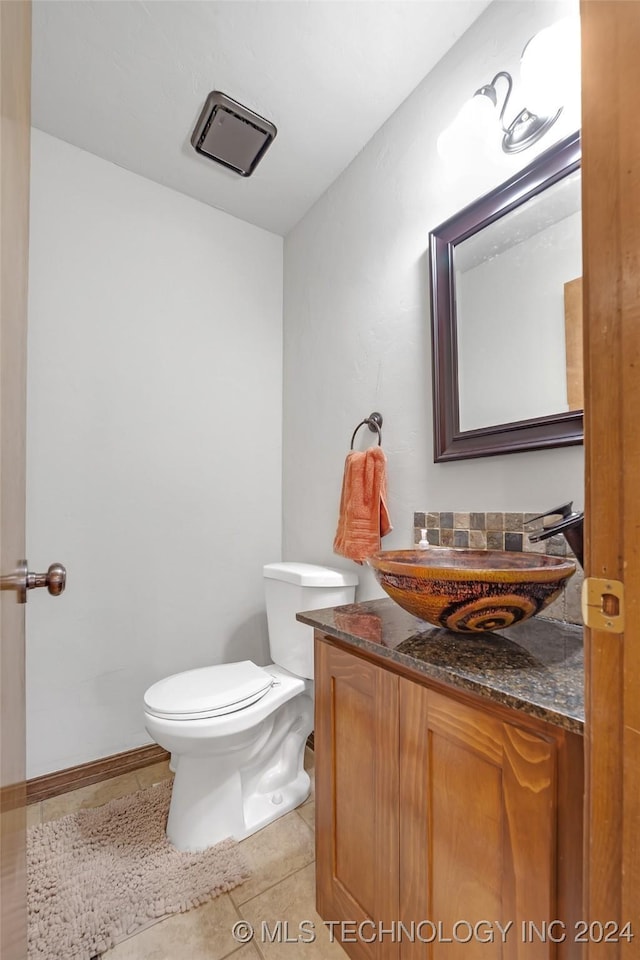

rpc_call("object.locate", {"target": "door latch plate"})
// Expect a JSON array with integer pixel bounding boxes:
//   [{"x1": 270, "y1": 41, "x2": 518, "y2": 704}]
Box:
[{"x1": 581, "y1": 577, "x2": 625, "y2": 633}]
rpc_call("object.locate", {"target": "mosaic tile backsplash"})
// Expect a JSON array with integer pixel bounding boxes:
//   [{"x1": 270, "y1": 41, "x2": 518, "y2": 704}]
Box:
[{"x1": 413, "y1": 511, "x2": 583, "y2": 626}]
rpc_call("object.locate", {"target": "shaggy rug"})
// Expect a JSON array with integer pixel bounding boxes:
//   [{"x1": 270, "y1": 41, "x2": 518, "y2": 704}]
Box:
[{"x1": 27, "y1": 779, "x2": 249, "y2": 960}]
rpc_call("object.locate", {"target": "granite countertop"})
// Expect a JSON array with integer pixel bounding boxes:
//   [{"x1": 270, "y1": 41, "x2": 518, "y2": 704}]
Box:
[{"x1": 297, "y1": 598, "x2": 584, "y2": 734}]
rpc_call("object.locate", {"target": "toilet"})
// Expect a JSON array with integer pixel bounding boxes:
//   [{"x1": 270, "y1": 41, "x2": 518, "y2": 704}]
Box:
[{"x1": 143, "y1": 562, "x2": 357, "y2": 851}]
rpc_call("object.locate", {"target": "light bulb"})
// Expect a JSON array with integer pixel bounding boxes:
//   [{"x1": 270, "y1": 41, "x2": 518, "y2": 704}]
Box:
[
  {"x1": 520, "y1": 16, "x2": 581, "y2": 116},
  {"x1": 437, "y1": 93, "x2": 502, "y2": 166}
]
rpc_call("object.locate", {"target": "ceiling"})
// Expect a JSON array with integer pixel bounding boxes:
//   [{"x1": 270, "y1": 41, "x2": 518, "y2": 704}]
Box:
[{"x1": 31, "y1": 1, "x2": 491, "y2": 236}]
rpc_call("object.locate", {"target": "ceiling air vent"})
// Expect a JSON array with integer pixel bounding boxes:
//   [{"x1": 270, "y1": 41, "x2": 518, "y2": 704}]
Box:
[{"x1": 190, "y1": 91, "x2": 277, "y2": 178}]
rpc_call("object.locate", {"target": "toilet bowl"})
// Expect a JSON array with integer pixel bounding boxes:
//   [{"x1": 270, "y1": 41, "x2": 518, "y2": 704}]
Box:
[{"x1": 143, "y1": 562, "x2": 357, "y2": 851}]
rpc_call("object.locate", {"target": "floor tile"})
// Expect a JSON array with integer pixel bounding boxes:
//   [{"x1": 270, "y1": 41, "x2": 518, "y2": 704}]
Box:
[
  {"x1": 230, "y1": 947, "x2": 263, "y2": 960},
  {"x1": 239, "y1": 863, "x2": 348, "y2": 959},
  {"x1": 26, "y1": 802, "x2": 41, "y2": 828},
  {"x1": 135, "y1": 760, "x2": 173, "y2": 789},
  {"x1": 230, "y1": 811, "x2": 315, "y2": 906},
  {"x1": 41, "y1": 771, "x2": 141, "y2": 823},
  {"x1": 103, "y1": 891, "x2": 242, "y2": 960},
  {"x1": 297, "y1": 801, "x2": 315, "y2": 832}
]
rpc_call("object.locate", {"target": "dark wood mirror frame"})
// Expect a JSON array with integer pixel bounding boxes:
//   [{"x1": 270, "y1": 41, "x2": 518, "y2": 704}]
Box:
[{"x1": 429, "y1": 131, "x2": 582, "y2": 462}]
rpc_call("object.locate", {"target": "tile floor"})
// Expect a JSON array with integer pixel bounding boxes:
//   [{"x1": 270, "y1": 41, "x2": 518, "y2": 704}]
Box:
[{"x1": 27, "y1": 749, "x2": 347, "y2": 960}]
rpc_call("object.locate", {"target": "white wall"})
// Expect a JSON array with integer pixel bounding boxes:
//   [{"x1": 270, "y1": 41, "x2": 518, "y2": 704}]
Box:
[
  {"x1": 283, "y1": 0, "x2": 583, "y2": 599},
  {"x1": 26, "y1": 131, "x2": 283, "y2": 777}
]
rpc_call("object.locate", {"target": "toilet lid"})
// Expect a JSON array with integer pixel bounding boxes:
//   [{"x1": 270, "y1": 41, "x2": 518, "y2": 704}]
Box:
[{"x1": 143, "y1": 660, "x2": 274, "y2": 720}]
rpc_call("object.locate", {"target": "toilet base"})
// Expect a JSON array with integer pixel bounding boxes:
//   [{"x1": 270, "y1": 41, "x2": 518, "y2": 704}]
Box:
[
  {"x1": 164, "y1": 687, "x2": 313, "y2": 851},
  {"x1": 240, "y1": 767, "x2": 310, "y2": 840}
]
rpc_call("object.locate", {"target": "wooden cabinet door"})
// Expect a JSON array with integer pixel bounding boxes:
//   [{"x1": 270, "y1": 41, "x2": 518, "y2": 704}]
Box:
[
  {"x1": 399, "y1": 681, "x2": 558, "y2": 960},
  {"x1": 315, "y1": 638, "x2": 400, "y2": 960}
]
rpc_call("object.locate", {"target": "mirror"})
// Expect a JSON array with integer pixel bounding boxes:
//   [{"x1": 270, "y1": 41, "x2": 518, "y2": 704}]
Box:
[{"x1": 429, "y1": 132, "x2": 582, "y2": 461}]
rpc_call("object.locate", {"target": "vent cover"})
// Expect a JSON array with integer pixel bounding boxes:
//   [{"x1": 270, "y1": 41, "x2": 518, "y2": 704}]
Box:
[{"x1": 190, "y1": 91, "x2": 277, "y2": 177}]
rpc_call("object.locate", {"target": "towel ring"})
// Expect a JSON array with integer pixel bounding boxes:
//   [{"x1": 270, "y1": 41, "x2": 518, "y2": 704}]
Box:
[{"x1": 350, "y1": 412, "x2": 383, "y2": 449}]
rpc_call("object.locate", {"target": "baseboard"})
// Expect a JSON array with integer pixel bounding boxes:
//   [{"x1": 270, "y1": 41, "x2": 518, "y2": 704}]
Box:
[
  {"x1": 27, "y1": 744, "x2": 170, "y2": 804},
  {"x1": 28, "y1": 735, "x2": 313, "y2": 805}
]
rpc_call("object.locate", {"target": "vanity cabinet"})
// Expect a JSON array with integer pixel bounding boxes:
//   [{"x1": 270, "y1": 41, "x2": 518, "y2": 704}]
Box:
[{"x1": 315, "y1": 636, "x2": 583, "y2": 960}]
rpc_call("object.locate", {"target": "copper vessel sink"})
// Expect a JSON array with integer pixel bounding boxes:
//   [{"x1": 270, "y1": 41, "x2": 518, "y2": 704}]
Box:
[{"x1": 368, "y1": 548, "x2": 576, "y2": 634}]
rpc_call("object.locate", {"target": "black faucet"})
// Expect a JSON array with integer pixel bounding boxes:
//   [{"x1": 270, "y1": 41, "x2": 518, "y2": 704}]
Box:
[{"x1": 525, "y1": 502, "x2": 584, "y2": 568}]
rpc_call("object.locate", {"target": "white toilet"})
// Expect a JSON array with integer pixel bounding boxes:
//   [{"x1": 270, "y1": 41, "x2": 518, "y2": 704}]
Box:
[{"x1": 143, "y1": 562, "x2": 357, "y2": 851}]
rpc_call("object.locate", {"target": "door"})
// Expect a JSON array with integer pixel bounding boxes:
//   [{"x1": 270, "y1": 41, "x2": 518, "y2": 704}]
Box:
[
  {"x1": 315, "y1": 638, "x2": 400, "y2": 960},
  {"x1": 0, "y1": 0, "x2": 31, "y2": 956},
  {"x1": 580, "y1": 1, "x2": 640, "y2": 948},
  {"x1": 398, "y1": 682, "x2": 582, "y2": 960}
]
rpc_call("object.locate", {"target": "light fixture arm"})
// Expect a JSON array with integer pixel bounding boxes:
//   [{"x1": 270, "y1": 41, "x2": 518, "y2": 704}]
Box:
[
  {"x1": 490, "y1": 71, "x2": 514, "y2": 131},
  {"x1": 474, "y1": 72, "x2": 514, "y2": 133}
]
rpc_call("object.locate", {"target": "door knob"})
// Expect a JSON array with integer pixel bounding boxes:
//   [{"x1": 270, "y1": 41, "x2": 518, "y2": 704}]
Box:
[
  {"x1": 0, "y1": 560, "x2": 67, "y2": 603},
  {"x1": 26, "y1": 562, "x2": 66, "y2": 596}
]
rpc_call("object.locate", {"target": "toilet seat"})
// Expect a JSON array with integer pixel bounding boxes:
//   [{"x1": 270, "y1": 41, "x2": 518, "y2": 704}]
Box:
[{"x1": 143, "y1": 660, "x2": 274, "y2": 721}]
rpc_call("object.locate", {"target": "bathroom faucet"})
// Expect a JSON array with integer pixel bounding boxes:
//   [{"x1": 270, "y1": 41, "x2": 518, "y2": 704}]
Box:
[{"x1": 526, "y1": 502, "x2": 584, "y2": 568}]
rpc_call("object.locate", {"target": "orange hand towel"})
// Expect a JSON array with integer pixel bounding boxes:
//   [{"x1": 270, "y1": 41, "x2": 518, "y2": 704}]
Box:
[{"x1": 333, "y1": 445, "x2": 392, "y2": 564}]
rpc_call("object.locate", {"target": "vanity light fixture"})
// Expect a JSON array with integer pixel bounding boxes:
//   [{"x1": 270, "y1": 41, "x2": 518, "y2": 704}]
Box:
[
  {"x1": 470, "y1": 69, "x2": 561, "y2": 155},
  {"x1": 437, "y1": 17, "x2": 580, "y2": 159}
]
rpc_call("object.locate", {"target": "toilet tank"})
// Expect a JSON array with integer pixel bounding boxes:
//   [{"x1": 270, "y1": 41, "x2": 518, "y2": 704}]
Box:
[{"x1": 264, "y1": 563, "x2": 358, "y2": 679}]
